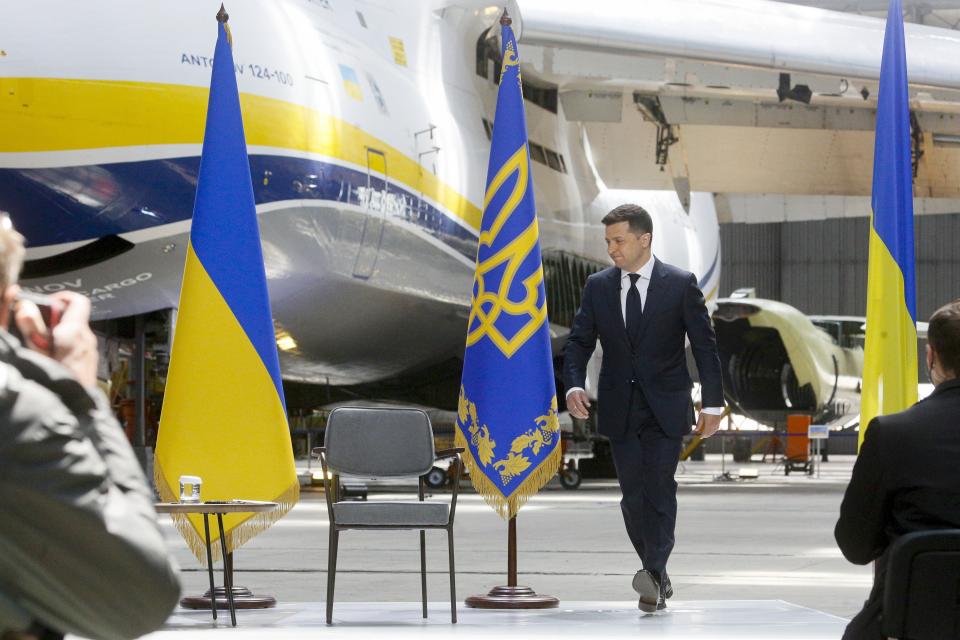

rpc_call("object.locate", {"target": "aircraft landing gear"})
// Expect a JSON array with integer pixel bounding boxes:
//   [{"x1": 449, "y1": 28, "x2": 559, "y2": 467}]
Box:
[
  {"x1": 424, "y1": 466, "x2": 448, "y2": 489},
  {"x1": 559, "y1": 460, "x2": 582, "y2": 490},
  {"x1": 559, "y1": 468, "x2": 582, "y2": 489}
]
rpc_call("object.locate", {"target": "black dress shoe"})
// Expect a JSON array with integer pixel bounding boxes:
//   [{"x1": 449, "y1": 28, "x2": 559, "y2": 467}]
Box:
[
  {"x1": 653, "y1": 570, "x2": 668, "y2": 610},
  {"x1": 632, "y1": 569, "x2": 661, "y2": 613}
]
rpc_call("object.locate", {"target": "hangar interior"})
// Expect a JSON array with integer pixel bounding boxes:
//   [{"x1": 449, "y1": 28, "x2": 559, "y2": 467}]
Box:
[{"x1": 4, "y1": 1, "x2": 960, "y2": 638}]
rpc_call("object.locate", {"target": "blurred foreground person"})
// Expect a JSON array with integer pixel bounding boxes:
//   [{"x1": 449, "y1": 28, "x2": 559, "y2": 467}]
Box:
[
  {"x1": 0, "y1": 216, "x2": 180, "y2": 640},
  {"x1": 835, "y1": 299, "x2": 960, "y2": 639}
]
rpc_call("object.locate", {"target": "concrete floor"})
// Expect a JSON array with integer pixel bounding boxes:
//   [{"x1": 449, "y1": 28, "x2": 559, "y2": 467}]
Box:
[
  {"x1": 154, "y1": 453, "x2": 869, "y2": 629},
  {"x1": 148, "y1": 600, "x2": 848, "y2": 638},
  {"x1": 52, "y1": 454, "x2": 870, "y2": 637}
]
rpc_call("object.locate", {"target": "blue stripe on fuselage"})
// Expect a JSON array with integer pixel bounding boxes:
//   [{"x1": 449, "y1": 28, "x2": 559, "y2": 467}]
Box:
[
  {"x1": 0, "y1": 155, "x2": 478, "y2": 258},
  {"x1": 697, "y1": 244, "x2": 720, "y2": 292}
]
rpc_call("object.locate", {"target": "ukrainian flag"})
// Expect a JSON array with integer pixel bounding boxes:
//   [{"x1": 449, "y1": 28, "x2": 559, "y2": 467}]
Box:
[
  {"x1": 861, "y1": 0, "x2": 918, "y2": 447},
  {"x1": 456, "y1": 16, "x2": 559, "y2": 520},
  {"x1": 155, "y1": 12, "x2": 298, "y2": 563},
  {"x1": 339, "y1": 64, "x2": 363, "y2": 101}
]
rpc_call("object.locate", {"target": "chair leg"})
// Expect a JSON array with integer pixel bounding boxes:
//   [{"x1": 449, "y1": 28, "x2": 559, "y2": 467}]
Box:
[
  {"x1": 420, "y1": 530, "x2": 428, "y2": 618},
  {"x1": 326, "y1": 528, "x2": 339, "y2": 625},
  {"x1": 447, "y1": 528, "x2": 457, "y2": 624}
]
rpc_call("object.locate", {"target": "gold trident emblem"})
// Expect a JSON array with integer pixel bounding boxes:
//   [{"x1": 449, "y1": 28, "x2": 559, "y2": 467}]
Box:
[
  {"x1": 466, "y1": 145, "x2": 547, "y2": 358},
  {"x1": 501, "y1": 40, "x2": 521, "y2": 88}
]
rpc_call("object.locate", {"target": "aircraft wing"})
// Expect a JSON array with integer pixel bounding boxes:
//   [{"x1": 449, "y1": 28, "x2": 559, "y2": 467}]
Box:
[{"x1": 512, "y1": 0, "x2": 960, "y2": 198}]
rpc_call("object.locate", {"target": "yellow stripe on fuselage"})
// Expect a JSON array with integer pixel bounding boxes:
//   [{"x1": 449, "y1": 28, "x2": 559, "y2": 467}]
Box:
[{"x1": 0, "y1": 77, "x2": 481, "y2": 231}]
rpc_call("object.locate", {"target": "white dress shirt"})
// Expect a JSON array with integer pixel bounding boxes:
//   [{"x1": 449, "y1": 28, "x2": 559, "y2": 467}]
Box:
[
  {"x1": 566, "y1": 256, "x2": 723, "y2": 416},
  {"x1": 620, "y1": 255, "x2": 655, "y2": 324}
]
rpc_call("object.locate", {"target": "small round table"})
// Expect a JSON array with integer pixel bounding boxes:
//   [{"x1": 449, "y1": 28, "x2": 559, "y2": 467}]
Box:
[{"x1": 155, "y1": 500, "x2": 278, "y2": 626}]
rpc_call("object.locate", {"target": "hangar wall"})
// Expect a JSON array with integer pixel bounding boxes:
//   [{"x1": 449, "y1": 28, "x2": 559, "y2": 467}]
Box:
[{"x1": 719, "y1": 212, "x2": 960, "y2": 320}]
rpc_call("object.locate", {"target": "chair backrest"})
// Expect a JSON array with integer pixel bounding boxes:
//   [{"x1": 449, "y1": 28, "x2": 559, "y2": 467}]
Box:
[
  {"x1": 324, "y1": 406, "x2": 435, "y2": 478},
  {"x1": 883, "y1": 529, "x2": 960, "y2": 640}
]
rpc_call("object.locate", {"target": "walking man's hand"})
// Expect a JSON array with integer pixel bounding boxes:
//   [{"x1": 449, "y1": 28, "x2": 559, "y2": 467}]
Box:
[
  {"x1": 566, "y1": 389, "x2": 591, "y2": 420},
  {"x1": 694, "y1": 412, "x2": 722, "y2": 439}
]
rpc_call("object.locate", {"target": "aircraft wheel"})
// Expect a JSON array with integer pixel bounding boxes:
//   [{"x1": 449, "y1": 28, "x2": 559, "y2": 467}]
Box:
[
  {"x1": 559, "y1": 468, "x2": 582, "y2": 490},
  {"x1": 425, "y1": 466, "x2": 448, "y2": 489}
]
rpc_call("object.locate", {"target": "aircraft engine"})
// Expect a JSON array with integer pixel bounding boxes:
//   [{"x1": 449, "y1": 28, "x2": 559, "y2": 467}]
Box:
[{"x1": 711, "y1": 298, "x2": 863, "y2": 429}]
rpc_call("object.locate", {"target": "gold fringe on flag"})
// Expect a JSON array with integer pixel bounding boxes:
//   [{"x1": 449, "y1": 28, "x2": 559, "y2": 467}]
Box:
[
  {"x1": 455, "y1": 429, "x2": 561, "y2": 521},
  {"x1": 154, "y1": 461, "x2": 299, "y2": 567}
]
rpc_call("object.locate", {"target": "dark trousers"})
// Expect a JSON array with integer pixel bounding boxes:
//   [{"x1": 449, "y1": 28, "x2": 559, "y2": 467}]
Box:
[{"x1": 608, "y1": 384, "x2": 683, "y2": 575}]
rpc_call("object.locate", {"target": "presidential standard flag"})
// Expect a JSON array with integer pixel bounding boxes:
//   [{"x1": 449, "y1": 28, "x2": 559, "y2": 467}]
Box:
[
  {"x1": 456, "y1": 16, "x2": 560, "y2": 520},
  {"x1": 860, "y1": 0, "x2": 918, "y2": 447},
  {"x1": 155, "y1": 9, "x2": 298, "y2": 562}
]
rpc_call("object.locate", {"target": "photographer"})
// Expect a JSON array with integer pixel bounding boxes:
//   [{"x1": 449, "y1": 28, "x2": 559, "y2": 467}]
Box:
[{"x1": 0, "y1": 218, "x2": 180, "y2": 640}]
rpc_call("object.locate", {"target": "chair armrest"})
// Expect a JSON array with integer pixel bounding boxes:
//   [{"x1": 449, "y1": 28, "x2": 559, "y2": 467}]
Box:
[
  {"x1": 446, "y1": 454, "x2": 463, "y2": 525},
  {"x1": 312, "y1": 447, "x2": 338, "y2": 516},
  {"x1": 435, "y1": 447, "x2": 464, "y2": 461}
]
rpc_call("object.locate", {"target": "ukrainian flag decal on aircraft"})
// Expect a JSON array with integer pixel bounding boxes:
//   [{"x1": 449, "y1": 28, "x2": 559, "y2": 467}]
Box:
[
  {"x1": 861, "y1": 0, "x2": 918, "y2": 447},
  {"x1": 339, "y1": 64, "x2": 364, "y2": 101},
  {"x1": 156, "y1": 11, "x2": 298, "y2": 563},
  {"x1": 456, "y1": 15, "x2": 559, "y2": 520}
]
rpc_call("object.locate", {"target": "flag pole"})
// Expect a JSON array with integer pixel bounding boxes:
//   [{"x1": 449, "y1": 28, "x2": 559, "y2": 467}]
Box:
[{"x1": 508, "y1": 516, "x2": 517, "y2": 587}]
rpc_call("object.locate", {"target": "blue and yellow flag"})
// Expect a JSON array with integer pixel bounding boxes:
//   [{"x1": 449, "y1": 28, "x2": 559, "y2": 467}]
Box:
[
  {"x1": 156, "y1": 12, "x2": 298, "y2": 562},
  {"x1": 339, "y1": 64, "x2": 363, "y2": 101},
  {"x1": 456, "y1": 16, "x2": 559, "y2": 520},
  {"x1": 861, "y1": 0, "x2": 918, "y2": 447}
]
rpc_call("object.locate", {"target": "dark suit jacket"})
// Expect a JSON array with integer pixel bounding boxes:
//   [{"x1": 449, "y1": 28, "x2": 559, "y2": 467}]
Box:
[
  {"x1": 835, "y1": 377, "x2": 960, "y2": 639},
  {"x1": 562, "y1": 259, "x2": 723, "y2": 438}
]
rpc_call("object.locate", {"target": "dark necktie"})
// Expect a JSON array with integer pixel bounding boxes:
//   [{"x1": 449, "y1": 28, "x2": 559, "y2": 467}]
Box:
[{"x1": 625, "y1": 273, "x2": 642, "y2": 336}]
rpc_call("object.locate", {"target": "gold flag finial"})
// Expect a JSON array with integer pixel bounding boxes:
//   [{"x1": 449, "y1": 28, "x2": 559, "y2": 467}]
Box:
[{"x1": 499, "y1": 8, "x2": 511, "y2": 26}]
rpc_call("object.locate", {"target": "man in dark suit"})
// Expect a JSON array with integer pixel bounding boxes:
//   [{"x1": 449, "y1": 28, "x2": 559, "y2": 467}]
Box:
[
  {"x1": 563, "y1": 204, "x2": 724, "y2": 612},
  {"x1": 835, "y1": 299, "x2": 960, "y2": 640}
]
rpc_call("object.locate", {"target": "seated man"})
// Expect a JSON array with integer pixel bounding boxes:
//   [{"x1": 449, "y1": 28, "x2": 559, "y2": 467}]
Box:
[
  {"x1": 835, "y1": 299, "x2": 960, "y2": 640},
  {"x1": 0, "y1": 218, "x2": 180, "y2": 640}
]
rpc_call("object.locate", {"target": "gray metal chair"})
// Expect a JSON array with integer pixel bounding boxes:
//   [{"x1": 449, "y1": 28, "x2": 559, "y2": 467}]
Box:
[{"x1": 313, "y1": 406, "x2": 463, "y2": 624}]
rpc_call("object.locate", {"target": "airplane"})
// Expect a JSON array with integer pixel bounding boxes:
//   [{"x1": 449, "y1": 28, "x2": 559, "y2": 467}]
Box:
[
  {"x1": 0, "y1": 0, "x2": 719, "y2": 399},
  {"x1": 713, "y1": 293, "x2": 865, "y2": 430},
  {"x1": 515, "y1": 0, "x2": 960, "y2": 203},
  {"x1": 713, "y1": 291, "x2": 930, "y2": 431},
  {"x1": 1, "y1": 0, "x2": 959, "y2": 414}
]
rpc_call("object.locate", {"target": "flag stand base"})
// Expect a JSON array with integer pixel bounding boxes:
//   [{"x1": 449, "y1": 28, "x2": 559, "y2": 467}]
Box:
[
  {"x1": 465, "y1": 585, "x2": 559, "y2": 609},
  {"x1": 465, "y1": 516, "x2": 559, "y2": 609},
  {"x1": 181, "y1": 586, "x2": 276, "y2": 610}
]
